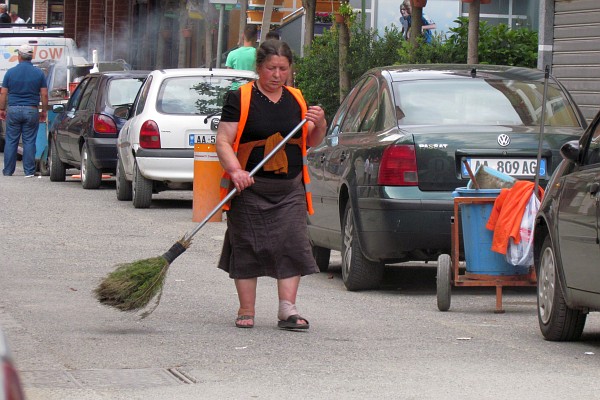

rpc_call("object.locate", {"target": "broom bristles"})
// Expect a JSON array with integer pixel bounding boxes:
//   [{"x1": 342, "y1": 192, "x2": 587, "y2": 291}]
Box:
[{"x1": 95, "y1": 256, "x2": 170, "y2": 314}]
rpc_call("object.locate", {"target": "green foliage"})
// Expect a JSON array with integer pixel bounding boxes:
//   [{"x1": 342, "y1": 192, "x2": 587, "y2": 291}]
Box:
[
  {"x1": 295, "y1": 24, "x2": 404, "y2": 121},
  {"x1": 296, "y1": 16, "x2": 537, "y2": 120},
  {"x1": 398, "y1": 17, "x2": 538, "y2": 67},
  {"x1": 295, "y1": 28, "x2": 340, "y2": 120}
]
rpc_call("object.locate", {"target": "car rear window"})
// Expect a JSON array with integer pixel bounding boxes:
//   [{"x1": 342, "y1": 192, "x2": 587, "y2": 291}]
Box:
[
  {"x1": 156, "y1": 76, "x2": 253, "y2": 115},
  {"x1": 394, "y1": 79, "x2": 580, "y2": 127},
  {"x1": 107, "y1": 78, "x2": 146, "y2": 107}
]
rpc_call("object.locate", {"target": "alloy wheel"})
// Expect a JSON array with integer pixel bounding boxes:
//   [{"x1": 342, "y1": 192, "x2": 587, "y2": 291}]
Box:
[
  {"x1": 342, "y1": 210, "x2": 354, "y2": 278},
  {"x1": 538, "y1": 246, "x2": 556, "y2": 325}
]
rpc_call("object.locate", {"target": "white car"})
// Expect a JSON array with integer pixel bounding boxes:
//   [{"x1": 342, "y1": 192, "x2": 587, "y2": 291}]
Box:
[{"x1": 116, "y1": 68, "x2": 256, "y2": 208}]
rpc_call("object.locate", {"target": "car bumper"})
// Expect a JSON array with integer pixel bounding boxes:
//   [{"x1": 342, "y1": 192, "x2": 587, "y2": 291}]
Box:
[
  {"x1": 355, "y1": 190, "x2": 456, "y2": 262},
  {"x1": 135, "y1": 148, "x2": 194, "y2": 182},
  {"x1": 88, "y1": 137, "x2": 118, "y2": 170}
]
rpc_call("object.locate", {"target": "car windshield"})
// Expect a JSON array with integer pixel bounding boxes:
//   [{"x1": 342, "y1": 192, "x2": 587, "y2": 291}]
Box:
[
  {"x1": 107, "y1": 78, "x2": 146, "y2": 107},
  {"x1": 393, "y1": 79, "x2": 580, "y2": 127},
  {"x1": 156, "y1": 76, "x2": 253, "y2": 115}
]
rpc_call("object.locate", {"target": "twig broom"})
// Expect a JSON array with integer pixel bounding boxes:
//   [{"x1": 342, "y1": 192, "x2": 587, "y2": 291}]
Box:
[{"x1": 95, "y1": 119, "x2": 308, "y2": 318}]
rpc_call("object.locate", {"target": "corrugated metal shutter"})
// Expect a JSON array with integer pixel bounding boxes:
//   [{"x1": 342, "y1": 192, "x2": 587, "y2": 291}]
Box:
[{"x1": 553, "y1": 0, "x2": 600, "y2": 122}]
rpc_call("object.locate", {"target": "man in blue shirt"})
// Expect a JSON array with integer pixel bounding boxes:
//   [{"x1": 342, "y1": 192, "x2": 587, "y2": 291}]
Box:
[{"x1": 0, "y1": 44, "x2": 48, "y2": 177}]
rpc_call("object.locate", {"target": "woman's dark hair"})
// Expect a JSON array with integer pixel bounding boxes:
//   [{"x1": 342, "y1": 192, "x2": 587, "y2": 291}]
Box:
[{"x1": 256, "y1": 40, "x2": 293, "y2": 68}]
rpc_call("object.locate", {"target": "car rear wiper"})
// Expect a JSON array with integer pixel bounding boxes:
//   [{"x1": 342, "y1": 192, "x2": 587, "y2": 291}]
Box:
[{"x1": 203, "y1": 111, "x2": 220, "y2": 123}]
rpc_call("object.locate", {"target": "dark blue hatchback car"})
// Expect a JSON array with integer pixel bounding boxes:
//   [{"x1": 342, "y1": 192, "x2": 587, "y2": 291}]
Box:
[{"x1": 49, "y1": 70, "x2": 149, "y2": 189}]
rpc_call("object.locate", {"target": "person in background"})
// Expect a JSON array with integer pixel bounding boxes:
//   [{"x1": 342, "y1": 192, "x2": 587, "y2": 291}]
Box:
[
  {"x1": 403, "y1": 0, "x2": 437, "y2": 44},
  {"x1": 0, "y1": 44, "x2": 48, "y2": 177},
  {"x1": 10, "y1": 11, "x2": 24, "y2": 24},
  {"x1": 225, "y1": 24, "x2": 258, "y2": 71},
  {"x1": 399, "y1": 3, "x2": 410, "y2": 40},
  {"x1": 265, "y1": 30, "x2": 280, "y2": 41},
  {"x1": 0, "y1": 4, "x2": 11, "y2": 23},
  {"x1": 216, "y1": 40, "x2": 327, "y2": 330}
]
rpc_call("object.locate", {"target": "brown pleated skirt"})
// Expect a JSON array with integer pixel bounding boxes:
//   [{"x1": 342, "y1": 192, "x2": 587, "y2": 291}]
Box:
[{"x1": 218, "y1": 175, "x2": 319, "y2": 280}]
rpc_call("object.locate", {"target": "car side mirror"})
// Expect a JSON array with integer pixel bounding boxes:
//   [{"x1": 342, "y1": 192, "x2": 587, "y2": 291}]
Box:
[
  {"x1": 52, "y1": 104, "x2": 65, "y2": 113},
  {"x1": 114, "y1": 105, "x2": 130, "y2": 119},
  {"x1": 560, "y1": 140, "x2": 580, "y2": 163}
]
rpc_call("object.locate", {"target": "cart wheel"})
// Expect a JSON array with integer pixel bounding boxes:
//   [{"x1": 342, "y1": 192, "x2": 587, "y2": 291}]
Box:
[{"x1": 437, "y1": 254, "x2": 452, "y2": 311}]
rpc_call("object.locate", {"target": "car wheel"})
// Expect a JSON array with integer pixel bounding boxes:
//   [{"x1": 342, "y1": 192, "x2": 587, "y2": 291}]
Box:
[
  {"x1": 132, "y1": 161, "x2": 152, "y2": 208},
  {"x1": 537, "y1": 235, "x2": 587, "y2": 341},
  {"x1": 49, "y1": 139, "x2": 66, "y2": 182},
  {"x1": 312, "y1": 245, "x2": 331, "y2": 272},
  {"x1": 81, "y1": 142, "x2": 101, "y2": 189},
  {"x1": 341, "y1": 202, "x2": 384, "y2": 291},
  {"x1": 116, "y1": 156, "x2": 132, "y2": 201},
  {"x1": 437, "y1": 254, "x2": 452, "y2": 311},
  {"x1": 36, "y1": 156, "x2": 49, "y2": 176}
]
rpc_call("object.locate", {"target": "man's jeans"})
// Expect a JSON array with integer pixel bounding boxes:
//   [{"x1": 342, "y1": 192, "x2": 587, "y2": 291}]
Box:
[{"x1": 2, "y1": 106, "x2": 39, "y2": 176}]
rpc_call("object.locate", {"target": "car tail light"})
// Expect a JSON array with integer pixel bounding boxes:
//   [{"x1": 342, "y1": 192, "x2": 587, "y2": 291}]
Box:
[
  {"x1": 2, "y1": 360, "x2": 25, "y2": 400},
  {"x1": 93, "y1": 113, "x2": 118, "y2": 134},
  {"x1": 139, "y1": 120, "x2": 161, "y2": 149},
  {"x1": 377, "y1": 144, "x2": 418, "y2": 186}
]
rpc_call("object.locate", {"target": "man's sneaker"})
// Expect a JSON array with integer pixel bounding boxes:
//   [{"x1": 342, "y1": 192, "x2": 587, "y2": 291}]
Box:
[{"x1": 24, "y1": 174, "x2": 35, "y2": 178}]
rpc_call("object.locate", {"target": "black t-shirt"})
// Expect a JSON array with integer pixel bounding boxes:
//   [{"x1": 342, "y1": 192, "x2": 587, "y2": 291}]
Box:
[
  {"x1": 0, "y1": 13, "x2": 11, "y2": 23},
  {"x1": 221, "y1": 83, "x2": 304, "y2": 179}
]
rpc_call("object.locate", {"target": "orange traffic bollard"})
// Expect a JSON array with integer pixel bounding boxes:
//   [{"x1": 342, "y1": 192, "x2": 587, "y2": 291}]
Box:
[{"x1": 193, "y1": 143, "x2": 223, "y2": 223}]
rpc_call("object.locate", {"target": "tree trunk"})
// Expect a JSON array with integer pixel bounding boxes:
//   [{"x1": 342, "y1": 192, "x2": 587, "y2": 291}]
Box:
[
  {"x1": 239, "y1": 0, "x2": 248, "y2": 47},
  {"x1": 338, "y1": 20, "x2": 350, "y2": 102},
  {"x1": 177, "y1": 1, "x2": 188, "y2": 68},
  {"x1": 205, "y1": 1, "x2": 215, "y2": 68},
  {"x1": 303, "y1": 0, "x2": 316, "y2": 52},
  {"x1": 410, "y1": 6, "x2": 423, "y2": 47},
  {"x1": 467, "y1": 0, "x2": 480, "y2": 64},
  {"x1": 156, "y1": 17, "x2": 168, "y2": 69}
]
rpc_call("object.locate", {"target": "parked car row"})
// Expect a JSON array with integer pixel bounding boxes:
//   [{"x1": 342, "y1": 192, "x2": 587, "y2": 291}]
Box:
[
  {"x1": 48, "y1": 68, "x2": 256, "y2": 208},
  {"x1": 304, "y1": 63, "x2": 600, "y2": 341}
]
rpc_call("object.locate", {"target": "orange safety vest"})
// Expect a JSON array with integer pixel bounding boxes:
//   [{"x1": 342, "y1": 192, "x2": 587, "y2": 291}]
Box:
[{"x1": 219, "y1": 81, "x2": 314, "y2": 215}]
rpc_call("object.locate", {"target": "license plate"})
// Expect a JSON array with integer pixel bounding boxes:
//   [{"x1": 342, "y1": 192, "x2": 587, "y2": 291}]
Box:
[
  {"x1": 462, "y1": 158, "x2": 547, "y2": 178},
  {"x1": 189, "y1": 134, "x2": 216, "y2": 146}
]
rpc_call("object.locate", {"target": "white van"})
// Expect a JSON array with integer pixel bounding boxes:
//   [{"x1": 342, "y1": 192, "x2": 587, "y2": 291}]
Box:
[
  {"x1": 0, "y1": 32, "x2": 79, "y2": 153},
  {"x1": 0, "y1": 33, "x2": 78, "y2": 84}
]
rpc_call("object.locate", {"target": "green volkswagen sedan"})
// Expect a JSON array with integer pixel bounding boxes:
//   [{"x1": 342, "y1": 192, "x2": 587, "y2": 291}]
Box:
[{"x1": 306, "y1": 64, "x2": 586, "y2": 291}]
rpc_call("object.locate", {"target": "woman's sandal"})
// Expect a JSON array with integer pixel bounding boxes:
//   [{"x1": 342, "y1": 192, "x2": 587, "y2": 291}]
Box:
[
  {"x1": 235, "y1": 315, "x2": 254, "y2": 328},
  {"x1": 277, "y1": 315, "x2": 309, "y2": 330}
]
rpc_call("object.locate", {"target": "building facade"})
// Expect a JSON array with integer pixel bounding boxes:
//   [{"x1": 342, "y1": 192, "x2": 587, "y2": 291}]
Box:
[{"x1": 540, "y1": 0, "x2": 600, "y2": 122}]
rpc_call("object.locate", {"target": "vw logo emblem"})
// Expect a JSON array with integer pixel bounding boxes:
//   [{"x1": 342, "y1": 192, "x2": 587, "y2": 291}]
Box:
[{"x1": 497, "y1": 134, "x2": 510, "y2": 147}]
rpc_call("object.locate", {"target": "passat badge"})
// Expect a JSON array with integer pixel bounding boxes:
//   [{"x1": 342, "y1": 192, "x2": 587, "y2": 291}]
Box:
[{"x1": 497, "y1": 134, "x2": 510, "y2": 147}]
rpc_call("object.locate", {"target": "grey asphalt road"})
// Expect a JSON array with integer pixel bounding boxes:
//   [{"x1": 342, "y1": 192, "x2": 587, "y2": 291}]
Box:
[{"x1": 1, "y1": 155, "x2": 600, "y2": 400}]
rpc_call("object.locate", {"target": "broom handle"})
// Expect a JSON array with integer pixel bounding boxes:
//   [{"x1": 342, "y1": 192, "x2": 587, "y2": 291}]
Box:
[
  {"x1": 183, "y1": 118, "x2": 308, "y2": 242},
  {"x1": 533, "y1": 65, "x2": 550, "y2": 201}
]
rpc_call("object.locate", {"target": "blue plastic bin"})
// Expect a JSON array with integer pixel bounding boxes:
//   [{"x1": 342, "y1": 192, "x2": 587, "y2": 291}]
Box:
[{"x1": 453, "y1": 187, "x2": 529, "y2": 276}]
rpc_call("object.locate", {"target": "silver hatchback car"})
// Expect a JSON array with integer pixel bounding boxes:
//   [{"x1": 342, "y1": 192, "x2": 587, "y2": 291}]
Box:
[{"x1": 117, "y1": 68, "x2": 256, "y2": 208}]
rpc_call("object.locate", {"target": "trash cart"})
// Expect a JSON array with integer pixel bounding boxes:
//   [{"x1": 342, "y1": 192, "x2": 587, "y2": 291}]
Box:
[{"x1": 436, "y1": 187, "x2": 537, "y2": 313}]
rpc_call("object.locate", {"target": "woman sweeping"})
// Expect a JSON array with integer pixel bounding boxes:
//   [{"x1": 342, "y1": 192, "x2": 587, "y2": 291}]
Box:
[{"x1": 216, "y1": 40, "x2": 327, "y2": 330}]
